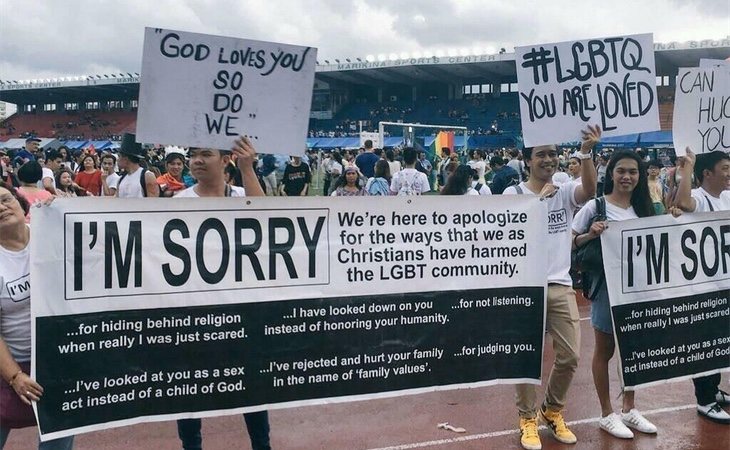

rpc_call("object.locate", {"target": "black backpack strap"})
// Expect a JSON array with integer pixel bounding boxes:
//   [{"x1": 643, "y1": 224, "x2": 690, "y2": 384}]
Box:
[
  {"x1": 596, "y1": 196, "x2": 606, "y2": 218},
  {"x1": 475, "y1": 182, "x2": 483, "y2": 192},
  {"x1": 225, "y1": 184, "x2": 232, "y2": 197},
  {"x1": 705, "y1": 195, "x2": 715, "y2": 212},
  {"x1": 514, "y1": 185, "x2": 523, "y2": 195},
  {"x1": 140, "y1": 169, "x2": 148, "y2": 197}
]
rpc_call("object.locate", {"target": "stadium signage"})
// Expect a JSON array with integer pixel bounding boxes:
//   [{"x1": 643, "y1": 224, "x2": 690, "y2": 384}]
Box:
[
  {"x1": 601, "y1": 212, "x2": 730, "y2": 388},
  {"x1": 654, "y1": 38, "x2": 730, "y2": 51},
  {"x1": 136, "y1": 28, "x2": 316, "y2": 155},
  {"x1": 515, "y1": 33, "x2": 660, "y2": 147},
  {"x1": 326, "y1": 54, "x2": 510, "y2": 72},
  {"x1": 672, "y1": 67, "x2": 730, "y2": 155},
  {"x1": 32, "y1": 195, "x2": 548, "y2": 441}
]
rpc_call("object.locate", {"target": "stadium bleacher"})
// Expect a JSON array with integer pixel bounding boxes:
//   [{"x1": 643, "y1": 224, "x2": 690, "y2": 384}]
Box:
[{"x1": 0, "y1": 110, "x2": 136, "y2": 141}]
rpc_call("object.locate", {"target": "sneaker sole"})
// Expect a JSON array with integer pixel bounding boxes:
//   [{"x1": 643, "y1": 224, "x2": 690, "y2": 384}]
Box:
[
  {"x1": 598, "y1": 425, "x2": 634, "y2": 439},
  {"x1": 538, "y1": 411, "x2": 577, "y2": 444},
  {"x1": 697, "y1": 410, "x2": 730, "y2": 425},
  {"x1": 621, "y1": 420, "x2": 657, "y2": 434},
  {"x1": 519, "y1": 440, "x2": 542, "y2": 450}
]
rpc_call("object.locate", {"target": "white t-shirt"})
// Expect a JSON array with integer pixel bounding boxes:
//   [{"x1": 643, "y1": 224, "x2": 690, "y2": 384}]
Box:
[
  {"x1": 102, "y1": 172, "x2": 121, "y2": 197},
  {"x1": 37, "y1": 167, "x2": 54, "y2": 189},
  {"x1": 468, "y1": 160, "x2": 487, "y2": 181},
  {"x1": 690, "y1": 187, "x2": 730, "y2": 212},
  {"x1": 388, "y1": 160, "x2": 402, "y2": 175},
  {"x1": 552, "y1": 172, "x2": 571, "y2": 186},
  {"x1": 117, "y1": 167, "x2": 146, "y2": 198},
  {"x1": 572, "y1": 198, "x2": 638, "y2": 235},
  {"x1": 175, "y1": 185, "x2": 246, "y2": 197},
  {"x1": 507, "y1": 159, "x2": 525, "y2": 181},
  {"x1": 329, "y1": 161, "x2": 343, "y2": 176},
  {"x1": 471, "y1": 180, "x2": 492, "y2": 195},
  {"x1": 390, "y1": 168, "x2": 430, "y2": 195},
  {"x1": 0, "y1": 230, "x2": 31, "y2": 362},
  {"x1": 504, "y1": 181, "x2": 579, "y2": 286}
]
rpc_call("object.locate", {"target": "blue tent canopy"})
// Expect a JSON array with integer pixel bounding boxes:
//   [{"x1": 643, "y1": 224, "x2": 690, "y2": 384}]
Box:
[
  {"x1": 639, "y1": 131, "x2": 673, "y2": 146},
  {"x1": 601, "y1": 133, "x2": 641, "y2": 147},
  {"x1": 63, "y1": 140, "x2": 88, "y2": 150},
  {"x1": 89, "y1": 140, "x2": 113, "y2": 150},
  {"x1": 383, "y1": 137, "x2": 404, "y2": 147},
  {"x1": 468, "y1": 135, "x2": 517, "y2": 148}
]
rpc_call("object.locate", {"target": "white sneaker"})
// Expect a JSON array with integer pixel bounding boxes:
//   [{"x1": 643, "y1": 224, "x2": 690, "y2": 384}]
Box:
[
  {"x1": 621, "y1": 409, "x2": 657, "y2": 434},
  {"x1": 697, "y1": 402, "x2": 730, "y2": 424},
  {"x1": 599, "y1": 413, "x2": 634, "y2": 439}
]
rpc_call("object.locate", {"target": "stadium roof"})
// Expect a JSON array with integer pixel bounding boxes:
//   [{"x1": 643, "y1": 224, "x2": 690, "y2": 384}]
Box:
[{"x1": 0, "y1": 37, "x2": 728, "y2": 105}]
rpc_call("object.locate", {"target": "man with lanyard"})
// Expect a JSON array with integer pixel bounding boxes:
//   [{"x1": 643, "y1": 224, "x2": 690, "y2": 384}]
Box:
[
  {"x1": 174, "y1": 137, "x2": 270, "y2": 449},
  {"x1": 674, "y1": 148, "x2": 730, "y2": 424},
  {"x1": 115, "y1": 133, "x2": 160, "y2": 198},
  {"x1": 503, "y1": 125, "x2": 599, "y2": 450}
]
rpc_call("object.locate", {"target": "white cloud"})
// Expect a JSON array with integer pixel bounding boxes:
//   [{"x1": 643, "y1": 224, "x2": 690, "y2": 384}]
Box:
[{"x1": 0, "y1": 0, "x2": 727, "y2": 80}]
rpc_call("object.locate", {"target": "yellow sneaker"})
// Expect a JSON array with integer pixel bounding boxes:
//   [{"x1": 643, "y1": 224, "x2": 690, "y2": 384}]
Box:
[
  {"x1": 539, "y1": 406, "x2": 577, "y2": 444},
  {"x1": 519, "y1": 417, "x2": 542, "y2": 450}
]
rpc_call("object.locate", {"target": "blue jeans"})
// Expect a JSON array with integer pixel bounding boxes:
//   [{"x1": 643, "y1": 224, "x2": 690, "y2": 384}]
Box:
[
  {"x1": 0, "y1": 427, "x2": 74, "y2": 450},
  {"x1": 177, "y1": 411, "x2": 270, "y2": 450}
]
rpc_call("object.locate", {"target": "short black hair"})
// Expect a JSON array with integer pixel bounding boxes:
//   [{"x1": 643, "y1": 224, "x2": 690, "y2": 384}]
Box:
[
  {"x1": 364, "y1": 140, "x2": 373, "y2": 149},
  {"x1": 695, "y1": 151, "x2": 730, "y2": 184},
  {"x1": 647, "y1": 159, "x2": 662, "y2": 168},
  {"x1": 403, "y1": 147, "x2": 417, "y2": 165},
  {"x1": 489, "y1": 156, "x2": 505, "y2": 167},
  {"x1": 46, "y1": 149, "x2": 62, "y2": 161},
  {"x1": 17, "y1": 161, "x2": 43, "y2": 183}
]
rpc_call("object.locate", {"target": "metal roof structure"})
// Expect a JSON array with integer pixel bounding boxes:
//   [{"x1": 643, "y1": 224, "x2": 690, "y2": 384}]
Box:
[{"x1": 1, "y1": 38, "x2": 728, "y2": 105}]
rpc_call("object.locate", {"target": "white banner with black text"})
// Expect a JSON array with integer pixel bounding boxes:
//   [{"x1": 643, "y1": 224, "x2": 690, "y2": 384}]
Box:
[{"x1": 32, "y1": 195, "x2": 548, "y2": 440}]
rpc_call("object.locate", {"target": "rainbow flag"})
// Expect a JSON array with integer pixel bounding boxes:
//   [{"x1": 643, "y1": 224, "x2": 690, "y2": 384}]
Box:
[{"x1": 431, "y1": 131, "x2": 455, "y2": 158}]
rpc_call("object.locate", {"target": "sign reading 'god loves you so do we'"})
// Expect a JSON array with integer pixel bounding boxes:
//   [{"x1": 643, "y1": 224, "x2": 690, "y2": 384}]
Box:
[
  {"x1": 137, "y1": 28, "x2": 317, "y2": 155},
  {"x1": 515, "y1": 33, "x2": 660, "y2": 147}
]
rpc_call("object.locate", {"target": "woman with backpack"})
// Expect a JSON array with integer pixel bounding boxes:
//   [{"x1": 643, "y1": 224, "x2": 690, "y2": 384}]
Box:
[
  {"x1": 571, "y1": 151, "x2": 663, "y2": 440},
  {"x1": 330, "y1": 166, "x2": 368, "y2": 196},
  {"x1": 365, "y1": 160, "x2": 392, "y2": 196}
]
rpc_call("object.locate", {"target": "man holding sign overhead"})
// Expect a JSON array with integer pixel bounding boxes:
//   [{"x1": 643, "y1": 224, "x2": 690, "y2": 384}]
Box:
[
  {"x1": 173, "y1": 135, "x2": 270, "y2": 449},
  {"x1": 503, "y1": 125, "x2": 599, "y2": 450}
]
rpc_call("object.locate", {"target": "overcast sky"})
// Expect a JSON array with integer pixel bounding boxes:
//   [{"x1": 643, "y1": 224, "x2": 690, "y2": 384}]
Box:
[{"x1": 1, "y1": 0, "x2": 728, "y2": 81}]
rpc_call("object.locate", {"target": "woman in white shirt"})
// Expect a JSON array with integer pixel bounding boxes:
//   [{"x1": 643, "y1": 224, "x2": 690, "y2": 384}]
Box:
[{"x1": 571, "y1": 151, "x2": 658, "y2": 440}]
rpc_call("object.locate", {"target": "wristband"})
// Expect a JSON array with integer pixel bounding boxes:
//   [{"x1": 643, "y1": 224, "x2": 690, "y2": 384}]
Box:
[{"x1": 576, "y1": 152, "x2": 593, "y2": 160}]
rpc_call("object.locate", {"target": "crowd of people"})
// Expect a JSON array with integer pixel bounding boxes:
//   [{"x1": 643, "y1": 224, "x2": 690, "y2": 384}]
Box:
[{"x1": 0, "y1": 128, "x2": 728, "y2": 450}]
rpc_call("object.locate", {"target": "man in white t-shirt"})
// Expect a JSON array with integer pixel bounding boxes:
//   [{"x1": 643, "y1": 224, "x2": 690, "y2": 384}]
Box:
[
  {"x1": 390, "y1": 147, "x2": 430, "y2": 195},
  {"x1": 674, "y1": 148, "x2": 730, "y2": 424},
  {"x1": 507, "y1": 149, "x2": 526, "y2": 182},
  {"x1": 100, "y1": 153, "x2": 120, "y2": 197},
  {"x1": 503, "y1": 126, "x2": 599, "y2": 450},
  {"x1": 173, "y1": 137, "x2": 269, "y2": 449},
  {"x1": 39, "y1": 149, "x2": 62, "y2": 195}
]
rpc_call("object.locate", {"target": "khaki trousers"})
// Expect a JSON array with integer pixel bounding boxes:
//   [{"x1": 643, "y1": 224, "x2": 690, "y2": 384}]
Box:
[{"x1": 516, "y1": 284, "x2": 581, "y2": 418}]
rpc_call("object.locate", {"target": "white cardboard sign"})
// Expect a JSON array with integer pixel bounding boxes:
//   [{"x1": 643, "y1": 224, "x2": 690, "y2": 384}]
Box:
[
  {"x1": 515, "y1": 33, "x2": 660, "y2": 147},
  {"x1": 699, "y1": 59, "x2": 730, "y2": 69},
  {"x1": 672, "y1": 68, "x2": 730, "y2": 156},
  {"x1": 360, "y1": 132, "x2": 382, "y2": 149},
  {"x1": 137, "y1": 28, "x2": 316, "y2": 155}
]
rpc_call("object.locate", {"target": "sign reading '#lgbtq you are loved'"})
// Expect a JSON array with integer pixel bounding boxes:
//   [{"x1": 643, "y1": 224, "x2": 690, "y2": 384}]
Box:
[
  {"x1": 137, "y1": 28, "x2": 317, "y2": 155},
  {"x1": 515, "y1": 33, "x2": 660, "y2": 147}
]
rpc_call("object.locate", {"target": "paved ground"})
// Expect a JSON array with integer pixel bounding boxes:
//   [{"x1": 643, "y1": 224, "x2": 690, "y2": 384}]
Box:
[{"x1": 7, "y1": 294, "x2": 729, "y2": 449}]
